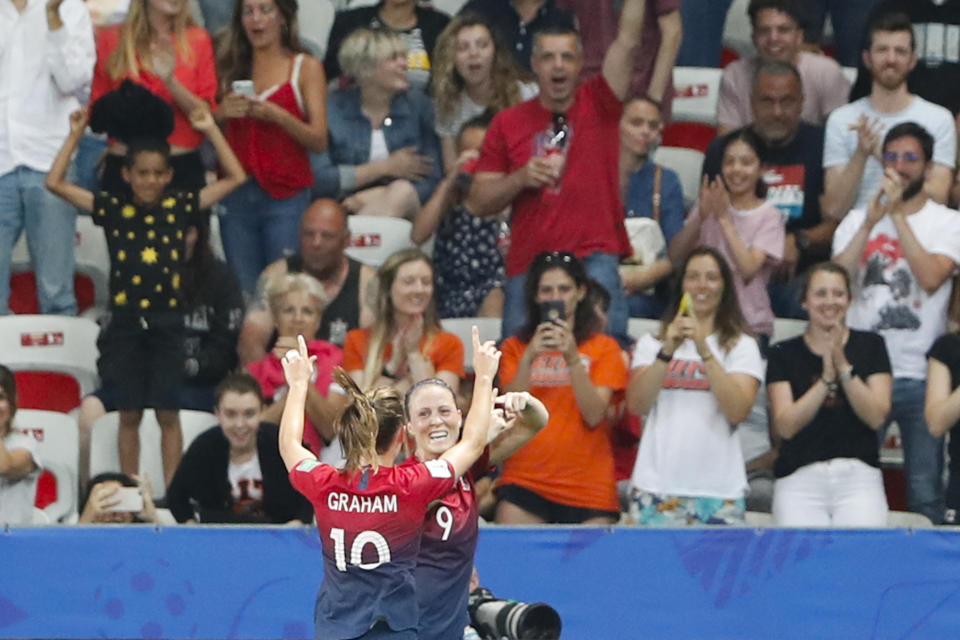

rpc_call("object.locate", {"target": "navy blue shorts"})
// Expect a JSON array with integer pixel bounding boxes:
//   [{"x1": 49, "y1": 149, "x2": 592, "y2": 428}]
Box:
[{"x1": 96, "y1": 311, "x2": 185, "y2": 411}]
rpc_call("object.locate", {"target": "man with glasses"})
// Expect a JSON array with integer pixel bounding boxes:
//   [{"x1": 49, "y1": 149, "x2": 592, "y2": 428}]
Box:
[
  {"x1": 822, "y1": 11, "x2": 956, "y2": 221},
  {"x1": 832, "y1": 122, "x2": 960, "y2": 524},
  {"x1": 717, "y1": 0, "x2": 849, "y2": 135},
  {"x1": 466, "y1": 0, "x2": 647, "y2": 343}
]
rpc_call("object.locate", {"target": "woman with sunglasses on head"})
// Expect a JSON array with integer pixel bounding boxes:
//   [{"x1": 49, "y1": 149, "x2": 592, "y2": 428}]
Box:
[
  {"x1": 495, "y1": 251, "x2": 628, "y2": 525},
  {"x1": 402, "y1": 378, "x2": 546, "y2": 640},
  {"x1": 279, "y1": 329, "x2": 503, "y2": 639},
  {"x1": 767, "y1": 261, "x2": 891, "y2": 526},
  {"x1": 627, "y1": 247, "x2": 763, "y2": 526}
]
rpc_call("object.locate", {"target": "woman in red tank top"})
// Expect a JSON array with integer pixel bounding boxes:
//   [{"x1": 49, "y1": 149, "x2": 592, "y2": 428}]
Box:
[{"x1": 215, "y1": 0, "x2": 328, "y2": 294}]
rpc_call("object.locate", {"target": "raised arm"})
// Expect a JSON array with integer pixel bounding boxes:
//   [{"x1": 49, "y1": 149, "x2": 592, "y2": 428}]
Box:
[
  {"x1": 466, "y1": 160, "x2": 556, "y2": 217},
  {"x1": 278, "y1": 335, "x2": 319, "y2": 471},
  {"x1": 717, "y1": 213, "x2": 768, "y2": 281},
  {"x1": 45, "y1": 109, "x2": 94, "y2": 212},
  {"x1": 411, "y1": 148, "x2": 478, "y2": 244},
  {"x1": 488, "y1": 392, "x2": 548, "y2": 464},
  {"x1": 45, "y1": 0, "x2": 96, "y2": 97},
  {"x1": 441, "y1": 327, "x2": 500, "y2": 477},
  {"x1": 890, "y1": 211, "x2": 956, "y2": 293},
  {"x1": 601, "y1": 0, "x2": 647, "y2": 101},
  {"x1": 191, "y1": 107, "x2": 247, "y2": 209},
  {"x1": 832, "y1": 190, "x2": 886, "y2": 278},
  {"x1": 646, "y1": 9, "x2": 681, "y2": 102},
  {"x1": 0, "y1": 438, "x2": 37, "y2": 478},
  {"x1": 822, "y1": 116, "x2": 880, "y2": 221},
  {"x1": 150, "y1": 34, "x2": 215, "y2": 121}
]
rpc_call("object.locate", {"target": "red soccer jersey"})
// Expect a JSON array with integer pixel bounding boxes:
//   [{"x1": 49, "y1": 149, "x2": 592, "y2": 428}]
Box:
[
  {"x1": 289, "y1": 458, "x2": 456, "y2": 638},
  {"x1": 404, "y1": 452, "x2": 489, "y2": 640}
]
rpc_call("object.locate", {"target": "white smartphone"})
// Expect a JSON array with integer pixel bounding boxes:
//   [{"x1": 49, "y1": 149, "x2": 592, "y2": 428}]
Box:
[
  {"x1": 231, "y1": 79, "x2": 256, "y2": 97},
  {"x1": 105, "y1": 486, "x2": 144, "y2": 513}
]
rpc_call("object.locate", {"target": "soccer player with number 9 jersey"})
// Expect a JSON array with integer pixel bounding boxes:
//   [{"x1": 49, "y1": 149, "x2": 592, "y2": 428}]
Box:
[
  {"x1": 278, "y1": 330, "x2": 504, "y2": 639},
  {"x1": 402, "y1": 382, "x2": 547, "y2": 640}
]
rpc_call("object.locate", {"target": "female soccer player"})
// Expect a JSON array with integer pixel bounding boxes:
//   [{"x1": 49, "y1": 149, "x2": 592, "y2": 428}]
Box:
[
  {"x1": 403, "y1": 379, "x2": 546, "y2": 640},
  {"x1": 279, "y1": 329, "x2": 503, "y2": 639}
]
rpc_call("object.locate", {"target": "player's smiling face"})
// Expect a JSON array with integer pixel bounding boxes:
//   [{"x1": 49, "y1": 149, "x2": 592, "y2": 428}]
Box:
[{"x1": 407, "y1": 383, "x2": 462, "y2": 460}]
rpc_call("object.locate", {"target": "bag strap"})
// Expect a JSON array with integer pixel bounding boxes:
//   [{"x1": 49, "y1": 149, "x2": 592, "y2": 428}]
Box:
[{"x1": 652, "y1": 165, "x2": 663, "y2": 222}]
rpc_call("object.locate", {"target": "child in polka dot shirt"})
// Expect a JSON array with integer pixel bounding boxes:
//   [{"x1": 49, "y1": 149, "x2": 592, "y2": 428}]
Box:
[{"x1": 47, "y1": 106, "x2": 245, "y2": 483}]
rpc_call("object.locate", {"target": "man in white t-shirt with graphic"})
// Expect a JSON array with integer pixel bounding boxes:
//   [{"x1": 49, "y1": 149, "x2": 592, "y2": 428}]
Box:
[
  {"x1": 822, "y1": 11, "x2": 955, "y2": 221},
  {"x1": 832, "y1": 122, "x2": 960, "y2": 524}
]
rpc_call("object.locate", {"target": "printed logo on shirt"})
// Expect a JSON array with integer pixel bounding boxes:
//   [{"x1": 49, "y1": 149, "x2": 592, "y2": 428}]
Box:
[
  {"x1": 328, "y1": 318, "x2": 349, "y2": 346},
  {"x1": 763, "y1": 164, "x2": 805, "y2": 221},
  {"x1": 662, "y1": 358, "x2": 710, "y2": 391},
  {"x1": 425, "y1": 459, "x2": 452, "y2": 478},
  {"x1": 861, "y1": 233, "x2": 921, "y2": 331},
  {"x1": 296, "y1": 459, "x2": 322, "y2": 473},
  {"x1": 529, "y1": 353, "x2": 590, "y2": 387}
]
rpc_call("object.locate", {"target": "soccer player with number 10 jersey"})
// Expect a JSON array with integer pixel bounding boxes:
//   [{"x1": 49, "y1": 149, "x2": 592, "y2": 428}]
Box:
[{"x1": 278, "y1": 330, "x2": 505, "y2": 639}]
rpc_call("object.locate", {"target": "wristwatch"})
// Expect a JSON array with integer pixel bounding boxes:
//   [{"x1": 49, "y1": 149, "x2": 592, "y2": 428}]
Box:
[
  {"x1": 838, "y1": 366, "x2": 854, "y2": 383},
  {"x1": 795, "y1": 229, "x2": 811, "y2": 252}
]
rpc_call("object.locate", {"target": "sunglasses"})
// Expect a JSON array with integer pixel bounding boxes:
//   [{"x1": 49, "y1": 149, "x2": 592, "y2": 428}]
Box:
[
  {"x1": 882, "y1": 151, "x2": 921, "y2": 163},
  {"x1": 538, "y1": 251, "x2": 575, "y2": 265}
]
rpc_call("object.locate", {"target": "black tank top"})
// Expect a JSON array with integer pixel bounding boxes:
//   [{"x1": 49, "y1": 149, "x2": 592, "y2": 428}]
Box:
[{"x1": 286, "y1": 254, "x2": 362, "y2": 346}]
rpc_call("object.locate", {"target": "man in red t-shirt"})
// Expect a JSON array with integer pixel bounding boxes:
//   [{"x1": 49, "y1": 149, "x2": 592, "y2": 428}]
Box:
[{"x1": 466, "y1": 0, "x2": 647, "y2": 344}]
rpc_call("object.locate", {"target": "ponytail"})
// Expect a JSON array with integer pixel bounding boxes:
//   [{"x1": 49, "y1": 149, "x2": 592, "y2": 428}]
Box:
[{"x1": 333, "y1": 369, "x2": 405, "y2": 472}]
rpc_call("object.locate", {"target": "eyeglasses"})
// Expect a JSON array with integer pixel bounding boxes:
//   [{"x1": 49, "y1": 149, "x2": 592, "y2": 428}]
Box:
[{"x1": 882, "y1": 151, "x2": 921, "y2": 163}]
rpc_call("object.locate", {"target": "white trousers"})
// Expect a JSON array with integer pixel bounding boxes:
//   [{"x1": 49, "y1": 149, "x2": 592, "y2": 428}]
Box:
[{"x1": 772, "y1": 458, "x2": 888, "y2": 527}]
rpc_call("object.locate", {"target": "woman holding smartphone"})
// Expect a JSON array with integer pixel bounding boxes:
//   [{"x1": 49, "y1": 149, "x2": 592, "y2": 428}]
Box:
[
  {"x1": 496, "y1": 251, "x2": 628, "y2": 525},
  {"x1": 627, "y1": 247, "x2": 763, "y2": 526},
  {"x1": 215, "y1": 0, "x2": 328, "y2": 293}
]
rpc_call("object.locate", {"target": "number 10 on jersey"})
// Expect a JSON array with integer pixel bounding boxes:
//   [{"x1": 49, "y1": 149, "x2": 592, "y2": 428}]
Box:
[{"x1": 330, "y1": 528, "x2": 392, "y2": 571}]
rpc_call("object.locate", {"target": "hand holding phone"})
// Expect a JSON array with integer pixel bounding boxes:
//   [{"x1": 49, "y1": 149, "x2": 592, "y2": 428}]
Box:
[
  {"x1": 539, "y1": 299, "x2": 565, "y2": 325},
  {"x1": 105, "y1": 486, "x2": 144, "y2": 513}
]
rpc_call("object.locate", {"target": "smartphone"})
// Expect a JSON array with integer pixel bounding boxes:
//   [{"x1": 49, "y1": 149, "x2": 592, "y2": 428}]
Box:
[
  {"x1": 231, "y1": 79, "x2": 256, "y2": 97},
  {"x1": 105, "y1": 487, "x2": 144, "y2": 513},
  {"x1": 539, "y1": 300, "x2": 565, "y2": 324}
]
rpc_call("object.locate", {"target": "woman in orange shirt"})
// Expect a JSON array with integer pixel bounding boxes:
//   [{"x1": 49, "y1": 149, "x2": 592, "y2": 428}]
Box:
[
  {"x1": 343, "y1": 248, "x2": 464, "y2": 393},
  {"x1": 90, "y1": 0, "x2": 217, "y2": 194},
  {"x1": 497, "y1": 251, "x2": 628, "y2": 524}
]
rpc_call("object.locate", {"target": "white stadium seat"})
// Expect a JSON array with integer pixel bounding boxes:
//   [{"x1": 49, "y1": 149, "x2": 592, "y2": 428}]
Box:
[
  {"x1": 88, "y1": 410, "x2": 217, "y2": 500},
  {"x1": 652, "y1": 146, "x2": 705, "y2": 209},
  {"x1": 299, "y1": 0, "x2": 335, "y2": 58},
  {"x1": 627, "y1": 318, "x2": 660, "y2": 343},
  {"x1": 771, "y1": 318, "x2": 806, "y2": 345},
  {"x1": 0, "y1": 315, "x2": 100, "y2": 396},
  {"x1": 722, "y1": 0, "x2": 754, "y2": 58},
  {"x1": 345, "y1": 215, "x2": 415, "y2": 268},
  {"x1": 440, "y1": 317, "x2": 502, "y2": 374},
  {"x1": 671, "y1": 67, "x2": 723, "y2": 126}
]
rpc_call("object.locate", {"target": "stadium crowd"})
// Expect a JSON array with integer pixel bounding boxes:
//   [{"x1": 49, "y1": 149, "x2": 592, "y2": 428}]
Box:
[{"x1": 7, "y1": 0, "x2": 960, "y2": 539}]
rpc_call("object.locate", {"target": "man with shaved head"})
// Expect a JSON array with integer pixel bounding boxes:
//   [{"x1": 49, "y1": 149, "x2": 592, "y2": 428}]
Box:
[{"x1": 237, "y1": 199, "x2": 375, "y2": 364}]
